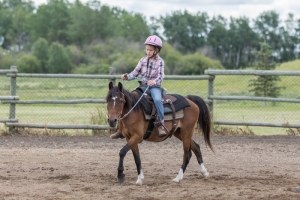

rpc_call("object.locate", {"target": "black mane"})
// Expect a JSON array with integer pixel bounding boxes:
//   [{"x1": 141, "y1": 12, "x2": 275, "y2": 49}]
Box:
[{"x1": 106, "y1": 86, "x2": 149, "y2": 112}]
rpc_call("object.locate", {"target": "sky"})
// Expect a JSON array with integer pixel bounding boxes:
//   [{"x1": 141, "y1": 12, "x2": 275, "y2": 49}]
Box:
[{"x1": 33, "y1": 0, "x2": 300, "y2": 21}]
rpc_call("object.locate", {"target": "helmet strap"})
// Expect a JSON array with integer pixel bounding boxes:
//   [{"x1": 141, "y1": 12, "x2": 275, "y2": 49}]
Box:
[
  {"x1": 145, "y1": 45, "x2": 160, "y2": 59},
  {"x1": 145, "y1": 51, "x2": 157, "y2": 59}
]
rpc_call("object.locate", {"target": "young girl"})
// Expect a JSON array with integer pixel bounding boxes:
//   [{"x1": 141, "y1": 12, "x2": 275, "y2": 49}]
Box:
[{"x1": 110, "y1": 35, "x2": 167, "y2": 138}]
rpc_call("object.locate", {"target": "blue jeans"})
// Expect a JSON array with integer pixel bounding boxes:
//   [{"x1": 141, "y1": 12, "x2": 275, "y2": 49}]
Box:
[{"x1": 149, "y1": 86, "x2": 164, "y2": 121}]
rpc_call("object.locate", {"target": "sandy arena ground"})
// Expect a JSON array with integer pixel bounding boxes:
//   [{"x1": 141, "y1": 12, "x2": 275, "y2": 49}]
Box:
[{"x1": 0, "y1": 135, "x2": 299, "y2": 200}]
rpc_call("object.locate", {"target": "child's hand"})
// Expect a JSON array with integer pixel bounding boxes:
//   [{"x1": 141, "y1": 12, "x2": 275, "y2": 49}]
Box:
[
  {"x1": 121, "y1": 74, "x2": 128, "y2": 80},
  {"x1": 147, "y1": 80, "x2": 155, "y2": 86}
]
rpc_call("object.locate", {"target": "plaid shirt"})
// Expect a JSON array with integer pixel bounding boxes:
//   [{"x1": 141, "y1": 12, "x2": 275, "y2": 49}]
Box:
[{"x1": 128, "y1": 55, "x2": 165, "y2": 86}]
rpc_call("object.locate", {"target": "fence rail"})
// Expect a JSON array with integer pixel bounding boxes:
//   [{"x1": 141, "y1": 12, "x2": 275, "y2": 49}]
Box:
[
  {"x1": 0, "y1": 66, "x2": 211, "y2": 130},
  {"x1": 204, "y1": 69, "x2": 300, "y2": 129},
  {"x1": 6, "y1": 123, "x2": 109, "y2": 130},
  {"x1": 0, "y1": 119, "x2": 18, "y2": 123},
  {"x1": 1, "y1": 67, "x2": 300, "y2": 132},
  {"x1": 2, "y1": 99, "x2": 106, "y2": 104},
  {"x1": 214, "y1": 121, "x2": 300, "y2": 128},
  {"x1": 205, "y1": 69, "x2": 300, "y2": 76},
  {"x1": 210, "y1": 95, "x2": 300, "y2": 103},
  {"x1": 0, "y1": 96, "x2": 19, "y2": 100}
]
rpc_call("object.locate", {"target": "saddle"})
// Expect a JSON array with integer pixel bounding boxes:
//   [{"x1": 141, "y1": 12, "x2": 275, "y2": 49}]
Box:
[
  {"x1": 137, "y1": 84, "x2": 177, "y2": 113},
  {"x1": 135, "y1": 83, "x2": 190, "y2": 139}
]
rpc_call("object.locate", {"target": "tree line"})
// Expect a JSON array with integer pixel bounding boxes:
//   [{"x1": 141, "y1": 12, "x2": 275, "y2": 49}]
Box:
[{"x1": 0, "y1": 0, "x2": 299, "y2": 74}]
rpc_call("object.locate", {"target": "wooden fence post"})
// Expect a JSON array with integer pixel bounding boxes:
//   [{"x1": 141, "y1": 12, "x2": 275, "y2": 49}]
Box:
[
  {"x1": 208, "y1": 74, "x2": 215, "y2": 118},
  {"x1": 9, "y1": 66, "x2": 17, "y2": 131}
]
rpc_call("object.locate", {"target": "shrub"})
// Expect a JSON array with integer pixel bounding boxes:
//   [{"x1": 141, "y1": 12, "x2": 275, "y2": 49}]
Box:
[{"x1": 17, "y1": 54, "x2": 41, "y2": 73}]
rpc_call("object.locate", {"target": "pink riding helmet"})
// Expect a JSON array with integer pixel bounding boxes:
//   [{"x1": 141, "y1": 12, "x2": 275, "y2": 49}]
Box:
[{"x1": 144, "y1": 35, "x2": 162, "y2": 48}]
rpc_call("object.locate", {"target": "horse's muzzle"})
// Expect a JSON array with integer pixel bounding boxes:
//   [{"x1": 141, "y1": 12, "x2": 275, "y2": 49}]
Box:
[{"x1": 108, "y1": 118, "x2": 118, "y2": 128}]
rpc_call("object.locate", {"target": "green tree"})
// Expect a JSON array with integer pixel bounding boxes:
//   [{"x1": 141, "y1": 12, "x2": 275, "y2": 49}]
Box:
[
  {"x1": 0, "y1": 47, "x2": 14, "y2": 69},
  {"x1": 83, "y1": 37, "x2": 143, "y2": 73},
  {"x1": 176, "y1": 52, "x2": 224, "y2": 75},
  {"x1": 68, "y1": 0, "x2": 117, "y2": 45},
  {"x1": 118, "y1": 12, "x2": 150, "y2": 42},
  {"x1": 0, "y1": 0, "x2": 34, "y2": 50},
  {"x1": 248, "y1": 43, "x2": 283, "y2": 105},
  {"x1": 0, "y1": 4, "x2": 12, "y2": 49},
  {"x1": 254, "y1": 11, "x2": 281, "y2": 61},
  {"x1": 17, "y1": 54, "x2": 40, "y2": 73},
  {"x1": 46, "y1": 42, "x2": 72, "y2": 73},
  {"x1": 148, "y1": 16, "x2": 162, "y2": 36},
  {"x1": 67, "y1": 45, "x2": 86, "y2": 66},
  {"x1": 110, "y1": 49, "x2": 144, "y2": 74},
  {"x1": 227, "y1": 17, "x2": 259, "y2": 69},
  {"x1": 91, "y1": 4, "x2": 118, "y2": 40},
  {"x1": 72, "y1": 63, "x2": 109, "y2": 74},
  {"x1": 1, "y1": 0, "x2": 34, "y2": 10},
  {"x1": 32, "y1": 38, "x2": 49, "y2": 73},
  {"x1": 159, "y1": 43, "x2": 182, "y2": 74},
  {"x1": 67, "y1": 0, "x2": 95, "y2": 46},
  {"x1": 161, "y1": 10, "x2": 209, "y2": 53},
  {"x1": 207, "y1": 16, "x2": 229, "y2": 63},
  {"x1": 10, "y1": 5, "x2": 32, "y2": 50},
  {"x1": 30, "y1": 0, "x2": 71, "y2": 44},
  {"x1": 279, "y1": 13, "x2": 299, "y2": 62}
]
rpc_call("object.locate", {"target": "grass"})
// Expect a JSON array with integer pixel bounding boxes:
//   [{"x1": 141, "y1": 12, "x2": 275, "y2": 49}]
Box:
[
  {"x1": 210, "y1": 60, "x2": 300, "y2": 135},
  {"x1": 277, "y1": 59, "x2": 300, "y2": 71},
  {"x1": 0, "y1": 59, "x2": 300, "y2": 135},
  {"x1": 213, "y1": 101, "x2": 300, "y2": 135}
]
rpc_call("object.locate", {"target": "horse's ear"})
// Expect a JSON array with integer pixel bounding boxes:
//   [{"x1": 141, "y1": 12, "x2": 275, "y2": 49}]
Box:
[
  {"x1": 109, "y1": 82, "x2": 113, "y2": 90},
  {"x1": 117, "y1": 82, "x2": 123, "y2": 91}
]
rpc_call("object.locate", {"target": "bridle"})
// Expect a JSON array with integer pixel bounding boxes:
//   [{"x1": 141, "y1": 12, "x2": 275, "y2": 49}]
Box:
[{"x1": 116, "y1": 86, "x2": 149, "y2": 121}]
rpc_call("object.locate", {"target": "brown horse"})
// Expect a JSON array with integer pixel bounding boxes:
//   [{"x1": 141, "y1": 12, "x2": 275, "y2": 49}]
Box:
[{"x1": 106, "y1": 82, "x2": 214, "y2": 184}]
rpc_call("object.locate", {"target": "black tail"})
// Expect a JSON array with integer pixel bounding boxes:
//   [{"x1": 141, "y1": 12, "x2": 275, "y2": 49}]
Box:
[{"x1": 186, "y1": 95, "x2": 214, "y2": 152}]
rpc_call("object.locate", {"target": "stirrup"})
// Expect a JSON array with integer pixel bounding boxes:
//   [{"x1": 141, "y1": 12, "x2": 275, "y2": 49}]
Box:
[
  {"x1": 158, "y1": 126, "x2": 167, "y2": 137},
  {"x1": 154, "y1": 121, "x2": 169, "y2": 137}
]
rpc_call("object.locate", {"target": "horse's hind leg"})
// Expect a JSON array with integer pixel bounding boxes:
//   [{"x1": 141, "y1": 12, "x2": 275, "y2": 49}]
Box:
[
  {"x1": 172, "y1": 129, "x2": 193, "y2": 182},
  {"x1": 191, "y1": 140, "x2": 209, "y2": 178},
  {"x1": 172, "y1": 148, "x2": 192, "y2": 182}
]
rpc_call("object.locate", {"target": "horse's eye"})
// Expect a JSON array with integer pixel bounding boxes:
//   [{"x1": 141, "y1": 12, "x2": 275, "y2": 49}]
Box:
[{"x1": 120, "y1": 100, "x2": 123, "y2": 104}]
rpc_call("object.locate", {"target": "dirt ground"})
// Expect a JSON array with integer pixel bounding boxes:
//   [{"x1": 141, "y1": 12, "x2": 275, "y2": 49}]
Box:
[{"x1": 0, "y1": 135, "x2": 299, "y2": 200}]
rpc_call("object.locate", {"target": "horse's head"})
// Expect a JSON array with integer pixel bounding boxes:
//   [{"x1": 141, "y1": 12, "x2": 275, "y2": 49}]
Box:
[{"x1": 106, "y1": 82, "x2": 126, "y2": 128}]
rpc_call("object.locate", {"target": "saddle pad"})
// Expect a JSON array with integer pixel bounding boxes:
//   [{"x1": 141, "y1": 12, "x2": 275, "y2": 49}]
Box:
[
  {"x1": 144, "y1": 109, "x2": 184, "y2": 121},
  {"x1": 163, "y1": 94, "x2": 189, "y2": 114},
  {"x1": 134, "y1": 89, "x2": 190, "y2": 115}
]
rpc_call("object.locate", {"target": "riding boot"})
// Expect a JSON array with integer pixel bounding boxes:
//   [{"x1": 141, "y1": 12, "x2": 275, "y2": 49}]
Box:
[
  {"x1": 154, "y1": 120, "x2": 168, "y2": 137},
  {"x1": 157, "y1": 126, "x2": 167, "y2": 137},
  {"x1": 110, "y1": 129, "x2": 124, "y2": 139}
]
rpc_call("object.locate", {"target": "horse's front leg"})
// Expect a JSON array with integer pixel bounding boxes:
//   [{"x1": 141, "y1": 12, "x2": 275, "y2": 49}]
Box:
[
  {"x1": 117, "y1": 136, "x2": 143, "y2": 184},
  {"x1": 131, "y1": 144, "x2": 144, "y2": 185},
  {"x1": 117, "y1": 143, "x2": 130, "y2": 183}
]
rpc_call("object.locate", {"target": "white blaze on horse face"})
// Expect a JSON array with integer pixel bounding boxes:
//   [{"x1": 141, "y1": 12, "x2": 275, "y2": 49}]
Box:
[{"x1": 112, "y1": 96, "x2": 118, "y2": 107}]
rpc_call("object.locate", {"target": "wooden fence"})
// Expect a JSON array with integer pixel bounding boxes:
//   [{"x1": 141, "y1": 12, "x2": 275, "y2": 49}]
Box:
[
  {"x1": 0, "y1": 66, "x2": 211, "y2": 130},
  {"x1": 204, "y1": 69, "x2": 300, "y2": 128},
  {"x1": 1, "y1": 66, "x2": 300, "y2": 131}
]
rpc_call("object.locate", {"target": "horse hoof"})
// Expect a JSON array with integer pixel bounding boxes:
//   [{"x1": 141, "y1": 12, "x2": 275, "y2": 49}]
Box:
[
  {"x1": 118, "y1": 175, "x2": 126, "y2": 183},
  {"x1": 202, "y1": 172, "x2": 209, "y2": 178},
  {"x1": 172, "y1": 177, "x2": 181, "y2": 182},
  {"x1": 136, "y1": 179, "x2": 143, "y2": 185}
]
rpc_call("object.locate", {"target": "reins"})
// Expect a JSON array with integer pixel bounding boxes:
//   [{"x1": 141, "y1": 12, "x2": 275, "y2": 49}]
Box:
[{"x1": 119, "y1": 84, "x2": 149, "y2": 120}]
